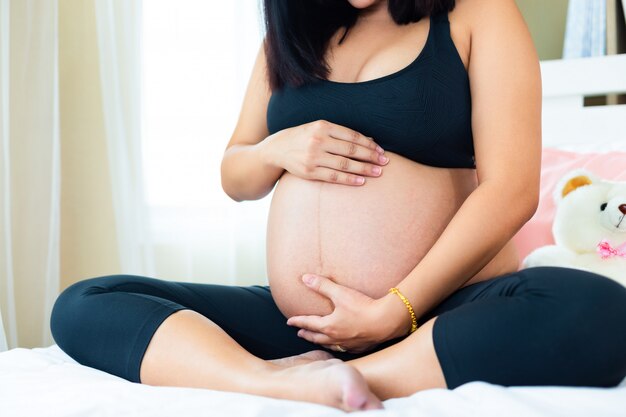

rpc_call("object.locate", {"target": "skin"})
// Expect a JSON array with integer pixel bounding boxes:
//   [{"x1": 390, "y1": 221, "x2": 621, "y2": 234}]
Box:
[{"x1": 140, "y1": 0, "x2": 541, "y2": 412}]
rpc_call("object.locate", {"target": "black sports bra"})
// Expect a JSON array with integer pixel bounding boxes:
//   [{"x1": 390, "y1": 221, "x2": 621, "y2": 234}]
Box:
[{"x1": 266, "y1": 11, "x2": 475, "y2": 169}]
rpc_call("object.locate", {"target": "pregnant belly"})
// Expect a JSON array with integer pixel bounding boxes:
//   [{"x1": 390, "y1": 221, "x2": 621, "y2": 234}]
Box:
[{"x1": 265, "y1": 151, "x2": 519, "y2": 319}]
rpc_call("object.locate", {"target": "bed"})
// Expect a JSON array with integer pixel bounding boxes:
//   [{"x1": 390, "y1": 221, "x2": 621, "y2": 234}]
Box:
[{"x1": 2, "y1": 55, "x2": 626, "y2": 416}]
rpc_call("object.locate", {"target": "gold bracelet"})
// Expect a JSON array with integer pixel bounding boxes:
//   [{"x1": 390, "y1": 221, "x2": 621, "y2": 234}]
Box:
[{"x1": 389, "y1": 287, "x2": 418, "y2": 334}]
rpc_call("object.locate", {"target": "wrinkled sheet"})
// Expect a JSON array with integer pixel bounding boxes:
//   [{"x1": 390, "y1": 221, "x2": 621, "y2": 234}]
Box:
[{"x1": 1, "y1": 344, "x2": 625, "y2": 417}]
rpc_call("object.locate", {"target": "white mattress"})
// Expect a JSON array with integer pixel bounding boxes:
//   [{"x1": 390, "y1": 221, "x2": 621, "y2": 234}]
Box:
[{"x1": 1, "y1": 344, "x2": 625, "y2": 417}]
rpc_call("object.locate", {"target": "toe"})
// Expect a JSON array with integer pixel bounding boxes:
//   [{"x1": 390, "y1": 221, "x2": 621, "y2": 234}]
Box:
[
  {"x1": 364, "y1": 396, "x2": 384, "y2": 410},
  {"x1": 339, "y1": 367, "x2": 384, "y2": 411},
  {"x1": 344, "y1": 388, "x2": 368, "y2": 411}
]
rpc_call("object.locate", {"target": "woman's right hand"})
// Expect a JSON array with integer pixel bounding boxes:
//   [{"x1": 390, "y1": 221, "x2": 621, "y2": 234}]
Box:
[{"x1": 265, "y1": 120, "x2": 389, "y2": 186}]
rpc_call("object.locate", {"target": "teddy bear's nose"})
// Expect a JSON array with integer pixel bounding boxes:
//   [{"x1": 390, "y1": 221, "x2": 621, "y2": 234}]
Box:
[{"x1": 619, "y1": 204, "x2": 626, "y2": 214}]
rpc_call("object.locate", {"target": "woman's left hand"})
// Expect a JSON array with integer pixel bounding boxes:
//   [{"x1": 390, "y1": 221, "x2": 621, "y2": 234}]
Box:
[{"x1": 286, "y1": 274, "x2": 411, "y2": 354}]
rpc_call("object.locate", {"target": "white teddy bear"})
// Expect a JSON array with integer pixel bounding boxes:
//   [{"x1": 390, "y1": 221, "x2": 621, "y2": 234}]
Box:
[{"x1": 522, "y1": 169, "x2": 626, "y2": 287}]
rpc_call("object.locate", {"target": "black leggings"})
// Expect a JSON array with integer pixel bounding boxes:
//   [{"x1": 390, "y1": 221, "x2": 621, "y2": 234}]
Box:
[{"x1": 50, "y1": 266, "x2": 626, "y2": 389}]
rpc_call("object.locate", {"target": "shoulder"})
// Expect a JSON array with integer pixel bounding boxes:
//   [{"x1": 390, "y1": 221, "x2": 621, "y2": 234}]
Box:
[
  {"x1": 452, "y1": 0, "x2": 521, "y2": 22},
  {"x1": 448, "y1": 0, "x2": 538, "y2": 75},
  {"x1": 452, "y1": 0, "x2": 531, "y2": 48}
]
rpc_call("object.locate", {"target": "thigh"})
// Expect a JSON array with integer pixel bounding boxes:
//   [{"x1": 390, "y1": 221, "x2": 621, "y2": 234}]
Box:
[
  {"x1": 160, "y1": 279, "x2": 327, "y2": 359},
  {"x1": 427, "y1": 266, "x2": 626, "y2": 389},
  {"x1": 52, "y1": 274, "x2": 330, "y2": 361},
  {"x1": 416, "y1": 270, "x2": 530, "y2": 326}
]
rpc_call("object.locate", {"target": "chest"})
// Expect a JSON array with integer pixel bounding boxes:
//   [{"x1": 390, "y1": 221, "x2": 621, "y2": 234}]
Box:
[{"x1": 266, "y1": 61, "x2": 474, "y2": 168}]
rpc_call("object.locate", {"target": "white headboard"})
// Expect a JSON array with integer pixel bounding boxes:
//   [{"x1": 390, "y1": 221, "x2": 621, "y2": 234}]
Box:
[{"x1": 540, "y1": 54, "x2": 626, "y2": 149}]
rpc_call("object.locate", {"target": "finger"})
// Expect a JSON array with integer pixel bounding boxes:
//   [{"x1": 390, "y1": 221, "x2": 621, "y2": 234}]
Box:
[
  {"x1": 321, "y1": 344, "x2": 351, "y2": 354},
  {"x1": 302, "y1": 275, "x2": 344, "y2": 302},
  {"x1": 297, "y1": 329, "x2": 335, "y2": 345},
  {"x1": 324, "y1": 136, "x2": 388, "y2": 166},
  {"x1": 321, "y1": 344, "x2": 343, "y2": 353},
  {"x1": 319, "y1": 153, "x2": 385, "y2": 178},
  {"x1": 324, "y1": 122, "x2": 384, "y2": 154},
  {"x1": 327, "y1": 343, "x2": 372, "y2": 354},
  {"x1": 307, "y1": 166, "x2": 368, "y2": 186},
  {"x1": 286, "y1": 314, "x2": 327, "y2": 333}
]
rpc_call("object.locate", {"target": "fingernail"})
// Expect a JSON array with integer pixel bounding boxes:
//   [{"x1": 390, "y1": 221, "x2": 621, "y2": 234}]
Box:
[
  {"x1": 302, "y1": 274, "x2": 315, "y2": 285},
  {"x1": 379, "y1": 154, "x2": 388, "y2": 164},
  {"x1": 376, "y1": 145, "x2": 384, "y2": 154}
]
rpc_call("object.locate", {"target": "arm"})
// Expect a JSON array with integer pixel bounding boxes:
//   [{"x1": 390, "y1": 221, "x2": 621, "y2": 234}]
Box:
[
  {"x1": 220, "y1": 40, "x2": 285, "y2": 202},
  {"x1": 383, "y1": 0, "x2": 542, "y2": 336},
  {"x1": 222, "y1": 39, "x2": 388, "y2": 201}
]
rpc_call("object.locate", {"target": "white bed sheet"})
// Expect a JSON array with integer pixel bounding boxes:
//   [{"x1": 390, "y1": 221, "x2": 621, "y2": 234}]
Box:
[{"x1": 1, "y1": 344, "x2": 625, "y2": 417}]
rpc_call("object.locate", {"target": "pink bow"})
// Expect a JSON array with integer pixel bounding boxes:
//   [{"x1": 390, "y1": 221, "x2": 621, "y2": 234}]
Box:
[{"x1": 597, "y1": 239, "x2": 626, "y2": 259}]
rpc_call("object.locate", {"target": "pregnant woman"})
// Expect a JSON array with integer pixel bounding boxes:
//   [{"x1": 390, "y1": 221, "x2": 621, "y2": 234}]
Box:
[{"x1": 50, "y1": 0, "x2": 626, "y2": 412}]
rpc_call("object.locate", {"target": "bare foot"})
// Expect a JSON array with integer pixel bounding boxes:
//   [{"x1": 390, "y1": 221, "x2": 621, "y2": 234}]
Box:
[
  {"x1": 272, "y1": 358, "x2": 383, "y2": 412},
  {"x1": 269, "y1": 350, "x2": 335, "y2": 367}
]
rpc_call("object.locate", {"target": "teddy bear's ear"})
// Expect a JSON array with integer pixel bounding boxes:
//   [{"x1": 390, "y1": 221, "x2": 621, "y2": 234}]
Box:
[{"x1": 553, "y1": 169, "x2": 599, "y2": 204}]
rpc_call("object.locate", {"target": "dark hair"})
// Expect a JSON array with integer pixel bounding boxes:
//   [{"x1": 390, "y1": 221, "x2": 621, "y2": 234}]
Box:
[{"x1": 262, "y1": 0, "x2": 456, "y2": 91}]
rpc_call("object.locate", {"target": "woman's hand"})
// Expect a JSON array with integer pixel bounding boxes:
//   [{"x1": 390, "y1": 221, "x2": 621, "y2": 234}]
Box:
[
  {"x1": 286, "y1": 274, "x2": 412, "y2": 354},
  {"x1": 265, "y1": 120, "x2": 389, "y2": 186}
]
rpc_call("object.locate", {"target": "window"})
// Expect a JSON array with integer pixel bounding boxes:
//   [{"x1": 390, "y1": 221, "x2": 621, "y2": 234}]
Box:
[{"x1": 140, "y1": 1, "x2": 270, "y2": 284}]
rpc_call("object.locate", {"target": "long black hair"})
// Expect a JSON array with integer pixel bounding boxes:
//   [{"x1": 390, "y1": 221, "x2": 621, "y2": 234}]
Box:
[{"x1": 262, "y1": 0, "x2": 456, "y2": 91}]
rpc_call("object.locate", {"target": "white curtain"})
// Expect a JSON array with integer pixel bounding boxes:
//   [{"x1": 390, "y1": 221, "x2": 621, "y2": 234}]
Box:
[
  {"x1": 94, "y1": 0, "x2": 155, "y2": 276},
  {"x1": 0, "y1": 0, "x2": 10, "y2": 352},
  {"x1": 0, "y1": 0, "x2": 60, "y2": 350},
  {"x1": 95, "y1": 0, "x2": 272, "y2": 286}
]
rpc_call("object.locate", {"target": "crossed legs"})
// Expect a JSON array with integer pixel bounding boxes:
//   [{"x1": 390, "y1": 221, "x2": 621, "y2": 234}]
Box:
[
  {"x1": 138, "y1": 308, "x2": 445, "y2": 410},
  {"x1": 50, "y1": 267, "x2": 626, "y2": 413}
]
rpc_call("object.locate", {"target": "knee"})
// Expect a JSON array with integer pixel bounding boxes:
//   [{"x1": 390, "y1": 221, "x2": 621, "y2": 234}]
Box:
[
  {"x1": 529, "y1": 267, "x2": 626, "y2": 330},
  {"x1": 575, "y1": 274, "x2": 626, "y2": 386},
  {"x1": 560, "y1": 268, "x2": 626, "y2": 317},
  {"x1": 521, "y1": 267, "x2": 626, "y2": 386},
  {"x1": 582, "y1": 274, "x2": 626, "y2": 381},
  {"x1": 50, "y1": 275, "x2": 130, "y2": 352}
]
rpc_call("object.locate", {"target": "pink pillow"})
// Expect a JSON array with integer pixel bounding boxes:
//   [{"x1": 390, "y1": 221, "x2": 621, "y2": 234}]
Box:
[{"x1": 512, "y1": 148, "x2": 626, "y2": 269}]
